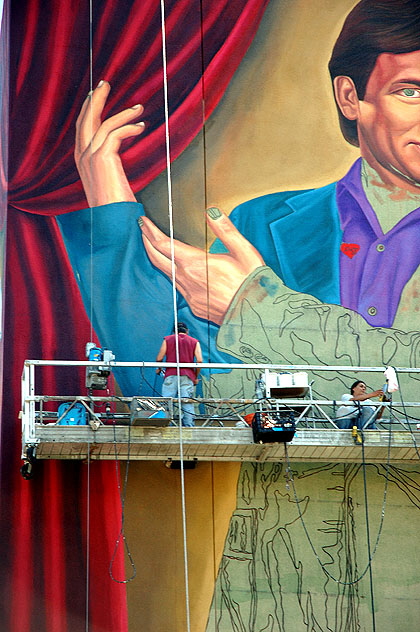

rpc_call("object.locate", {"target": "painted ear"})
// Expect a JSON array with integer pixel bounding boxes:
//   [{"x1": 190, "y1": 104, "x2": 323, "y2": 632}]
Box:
[{"x1": 333, "y1": 76, "x2": 360, "y2": 121}]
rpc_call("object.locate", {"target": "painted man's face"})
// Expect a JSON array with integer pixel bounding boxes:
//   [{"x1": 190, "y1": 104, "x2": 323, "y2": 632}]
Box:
[{"x1": 357, "y1": 49, "x2": 420, "y2": 189}]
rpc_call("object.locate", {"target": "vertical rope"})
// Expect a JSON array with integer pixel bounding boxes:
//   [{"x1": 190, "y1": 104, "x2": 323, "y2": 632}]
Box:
[
  {"x1": 210, "y1": 462, "x2": 218, "y2": 630},
  {"x1": 85, "y1": 3, "x2": 94, "y2": 628},
  {"x1": 198, "y1": 0, "x2": 212, "y2": 396},
  {"x1": 85, "y1": 440, "x2": 91, "y2": 631},
  {"x1": 88, "y1": 0, "x2": 94, "y2": 344},
  {"x1": 159, "y1": 2, "x2": 191, "y2": 630}
]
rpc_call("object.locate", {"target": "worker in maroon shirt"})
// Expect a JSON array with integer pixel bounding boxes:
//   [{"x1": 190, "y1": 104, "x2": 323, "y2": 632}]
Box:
[{"x1": 155, "y1": 322, "x2": 203, "y2": 426}]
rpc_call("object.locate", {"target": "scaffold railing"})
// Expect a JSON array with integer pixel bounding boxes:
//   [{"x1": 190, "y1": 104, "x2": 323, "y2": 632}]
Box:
[{"x1": 21, "y1": 360, "x2": 420, "y2": 456}]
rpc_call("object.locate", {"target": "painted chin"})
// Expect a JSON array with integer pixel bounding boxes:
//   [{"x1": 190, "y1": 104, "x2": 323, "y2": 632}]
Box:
[
  {"x1": 387, "y1": 145, "x2": 420, "y2": 186},
  {"x1": 404, "y1": 145, "x2": 420, "y2": 184},
  {"x1": 408, "y1": 141, "x2": 420, "y2": 155}
]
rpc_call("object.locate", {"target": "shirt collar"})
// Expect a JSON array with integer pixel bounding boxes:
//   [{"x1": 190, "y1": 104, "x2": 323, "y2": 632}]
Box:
[{"x1": 336, "y1": 158, "x2": 383, "y2": 236}]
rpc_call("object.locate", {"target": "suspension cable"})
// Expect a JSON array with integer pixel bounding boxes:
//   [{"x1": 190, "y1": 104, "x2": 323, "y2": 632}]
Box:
[
  {"x1": 160, "y1": 1, "x2": 191, "y2": 629},
  {"x1": 198, "y1": 0, "x2": 213, "y2": 392},
  {"x1": 85, "y1": 2, "x2": 94, "y2": 628},
  {"x1": 88, "y1": 0, "x2": 94, "y2": 344},
  {"x1": 85, "y1": 435, "x2": 91, "y2": 631}
]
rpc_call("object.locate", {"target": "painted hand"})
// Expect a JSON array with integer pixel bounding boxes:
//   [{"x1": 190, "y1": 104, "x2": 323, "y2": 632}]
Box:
[
  {"x1": 139, "y1": 207, "x2": 265, "y2": 324},
  {"x1": 75, "y1": 80, "x2": 145, "y2": 207}
]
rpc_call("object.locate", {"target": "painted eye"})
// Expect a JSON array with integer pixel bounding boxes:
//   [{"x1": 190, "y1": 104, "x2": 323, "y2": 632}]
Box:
[{"x1": 401, "y1": 87, "x2": 420, "y2": 97}]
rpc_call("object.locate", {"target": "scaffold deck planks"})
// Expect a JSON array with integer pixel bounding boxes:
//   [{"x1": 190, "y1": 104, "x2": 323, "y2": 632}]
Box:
[{"x1": 31, "y1": 426, "x2": 420, "y2": 463}]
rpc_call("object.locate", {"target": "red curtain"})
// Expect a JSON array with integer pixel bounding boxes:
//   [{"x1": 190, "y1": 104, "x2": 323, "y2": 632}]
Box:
[{"x1": 1, "y1": 0, "x2": 269, "y2": 630}]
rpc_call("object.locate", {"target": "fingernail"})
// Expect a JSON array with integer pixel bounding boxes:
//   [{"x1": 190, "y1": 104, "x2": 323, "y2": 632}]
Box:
[
  {"x1": 137, "y1": 217, "x2": 144, "y2": 227},
  {"x1": 132, "y1": 104, "x2": 141, "y2": 109},
  {"x1": 135, "y1": 122, "x2": 145, "y2": 127},
  {"x1": 207, "y1": 207, "x2": 222, "y2": 219},
  {"x1": 97, "y1": 80, "x2": 104, "y2": 88},
  {"x1": 87, "y1": 90, "x2": 93, "y2": 98}
]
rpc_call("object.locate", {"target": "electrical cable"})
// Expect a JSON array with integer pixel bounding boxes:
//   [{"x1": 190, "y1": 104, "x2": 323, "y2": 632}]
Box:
[
  {"x1": 83, "y1": 393, "x2": 138, "y2": 584},
  {"x1": 139, "y1": 366, "x2": 164, "y2": 397},
  {"x1": 283, "y1": 420, "x2": 392, "y2": 586},
  {"x1": 84, "y1": 0, "x2": 138, "y2": 595},
  {"x1": 360, "y1": 431, "x2": 377, "y2": 631},
  {"x1": 109, "y1": 416, "x2": 137, "y2": 583},
  {"x1": 390, "y1": 411, "x2": 420, "y2": 422},
  {"x1": 392, "y1": 367, "x2": 420, "y2": 460}
]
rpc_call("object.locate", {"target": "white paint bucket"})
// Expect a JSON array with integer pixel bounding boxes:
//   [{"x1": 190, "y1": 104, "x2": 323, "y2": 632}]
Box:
[
  {"x1": 293, "y1": 372, "x2": 308, "y2": 387},
  {"x1": 278, "y1": 373, "x2": 293, "y2": 387}
]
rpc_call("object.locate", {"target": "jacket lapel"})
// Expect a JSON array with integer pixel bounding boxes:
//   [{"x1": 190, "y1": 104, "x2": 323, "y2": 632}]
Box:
[{"x1": 268, "y1": 182, "x2": 342, "y2": 304}]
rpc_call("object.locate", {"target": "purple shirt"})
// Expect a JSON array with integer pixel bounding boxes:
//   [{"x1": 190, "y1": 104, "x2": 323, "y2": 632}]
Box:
[{"x1": 337, "y1": 159, "x2": 420, "y2": 327}]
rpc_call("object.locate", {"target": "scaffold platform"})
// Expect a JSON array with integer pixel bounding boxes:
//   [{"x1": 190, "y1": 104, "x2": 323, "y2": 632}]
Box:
[
  {"x1": 20, "y1": 360, "x2": 420, "y2": 468},
  {"x1": 31, "y1": 425, "x2": 420, "y2": 464}
]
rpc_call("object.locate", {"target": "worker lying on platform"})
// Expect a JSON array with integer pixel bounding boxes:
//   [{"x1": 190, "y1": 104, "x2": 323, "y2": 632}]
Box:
[{"x1": 336, "y1": 380, "x2": 385, "y2": 430}]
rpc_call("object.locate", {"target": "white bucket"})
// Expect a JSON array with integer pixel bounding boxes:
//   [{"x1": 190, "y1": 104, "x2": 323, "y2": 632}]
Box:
[
  {"x1": 293, "y1": 372, "x2": 308, "y2": 387},
  {"x1": 278, "y1": 373, "x2": 293, "y2": 387}
]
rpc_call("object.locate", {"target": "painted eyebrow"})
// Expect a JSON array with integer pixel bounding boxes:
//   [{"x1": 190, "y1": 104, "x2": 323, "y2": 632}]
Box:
[{"x1": 391, "y1": 79, "x2": 420, "y2": 88}]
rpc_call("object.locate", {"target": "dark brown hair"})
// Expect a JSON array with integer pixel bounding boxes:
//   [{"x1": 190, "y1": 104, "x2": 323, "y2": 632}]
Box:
[
  {"x1": 350, "y1": 380, "x2": 365, "y2": 394},
  {"x1": 329, "y1": 0, "x2": 420, "y2": 146}
]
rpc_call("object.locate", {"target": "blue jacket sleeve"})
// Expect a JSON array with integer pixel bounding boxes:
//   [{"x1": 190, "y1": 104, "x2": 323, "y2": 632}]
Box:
[{"x1": 56, "y1": 202, "x2": 235, "y2": 395}]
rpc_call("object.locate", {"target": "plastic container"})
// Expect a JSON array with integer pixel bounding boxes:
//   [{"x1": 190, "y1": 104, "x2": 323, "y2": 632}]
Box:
[
  {"x1": 293, "y1": 372, "x2": 308, "y2": 387},
  {"x1": 278, "y1": 373, "x2": 293, "y2": 387}
]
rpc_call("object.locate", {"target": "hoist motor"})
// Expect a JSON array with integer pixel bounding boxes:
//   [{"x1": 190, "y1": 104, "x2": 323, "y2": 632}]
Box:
[{"x1": 85, "y1": 342, "x2": 115, "y2": 390}]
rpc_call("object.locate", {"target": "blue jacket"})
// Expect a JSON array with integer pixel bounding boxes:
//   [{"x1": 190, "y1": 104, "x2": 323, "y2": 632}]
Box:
[
  {"x1": 57, "y1": 182, "x2": 342, "y2": 394},
  {"x1": 213, "y1": 182, "x2": 342, "y2": 304}
]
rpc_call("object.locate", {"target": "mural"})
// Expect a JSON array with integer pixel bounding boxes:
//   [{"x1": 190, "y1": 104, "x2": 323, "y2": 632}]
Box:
[
  {"x1": 2, "y1": 1, "x2": 271, "y2": 630},
  {"x1": 2, "y1": 0, "x2": 420, "y2": 630},
  {"x1": 207, "y1": 462, "x2": 420, "y2": 631},
  {"x1": 58, "y1": 0, "x2": 420, "y2": 401}
]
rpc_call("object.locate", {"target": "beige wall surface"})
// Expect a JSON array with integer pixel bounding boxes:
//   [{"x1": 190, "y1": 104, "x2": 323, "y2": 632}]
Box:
[
  {"x1": 123, "y1": 458, "x2": 420, "y2": 632},
  {"x1": 140, "y1": 0, "x2": 359, "y2": 248},
  {"x1": 124, "y1": 461, "x2": 241, "y2": 631}
]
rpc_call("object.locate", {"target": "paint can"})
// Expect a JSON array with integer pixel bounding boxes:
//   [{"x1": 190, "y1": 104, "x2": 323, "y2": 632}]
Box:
[
  {"x1": 278, "y1": 372, "x2": 293, "y2": 387},
  {"x1": 293, "y1": 372, "x2": 308, "y2": 387}
]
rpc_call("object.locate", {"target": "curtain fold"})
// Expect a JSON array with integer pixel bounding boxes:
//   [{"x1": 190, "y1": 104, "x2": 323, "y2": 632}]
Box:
[
  {"x1": 9, "y1": 0, "x2": 269, "y2": 214},
  {"x1": 1, "y1": 1, "x2": 270, "y2": 629}
]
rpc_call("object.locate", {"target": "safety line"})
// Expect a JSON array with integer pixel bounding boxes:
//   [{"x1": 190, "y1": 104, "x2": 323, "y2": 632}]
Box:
[{"x1": 160, "y1": 2, "x2": 191, "y2": 630}]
